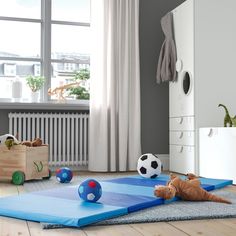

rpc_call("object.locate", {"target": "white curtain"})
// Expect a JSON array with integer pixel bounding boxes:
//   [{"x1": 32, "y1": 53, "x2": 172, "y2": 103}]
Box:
[{"x1": 89, "y1": 0, "x2": 141, "y2": 172}]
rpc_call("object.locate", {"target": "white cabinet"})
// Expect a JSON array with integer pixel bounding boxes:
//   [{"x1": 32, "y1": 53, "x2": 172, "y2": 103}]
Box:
[
  {"x1": 199, "y1": 128, "x2": 236, "y2": 184},
  {"x1": 170, "y1": 131, "x2": 194, "y2": 146},
  {"x1": 170, "y1": 145, "x2": 195, "y2": 174},
  {"x1": 169, "y1": 0, "x2": 236, "y2": 174},
  {"x1": 169, "y1": 0, "x2": 194, "y2": 118},
  {"x1": 169, "y1": 117, "x2": 194, "y2": 131}
]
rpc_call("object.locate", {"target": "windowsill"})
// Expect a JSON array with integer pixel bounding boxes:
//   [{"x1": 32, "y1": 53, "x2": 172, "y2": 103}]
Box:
[{"x1": 0, "y1": 99, "x2": 89, "y2": 110}]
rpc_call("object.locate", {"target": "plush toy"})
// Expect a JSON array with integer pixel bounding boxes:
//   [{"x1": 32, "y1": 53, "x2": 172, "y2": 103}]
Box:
[
  {"x1": 154, "y1": 173, "x2": 231, "y2": 204},
  {"x1": 78, "y1": 179, "x2": 102, "y2": 202},
  {"x1": 56, "y1": 167, "x2": 73, "y2": 183},
  {"x1": 137, "y1": 153, "x2": 162, "y2": 178},
  {"x1": 21, "y1": 138, "x2": 42, "y2": 147},
  {"x1": 218, "y1": 104, "x2": 236, "y2": 127},
  {"x1": 0, "y1": 134, "x2": 19, "y2": 145},
  {"x1": 0, "y1": 134, "x2": 19, "y2": 149}
]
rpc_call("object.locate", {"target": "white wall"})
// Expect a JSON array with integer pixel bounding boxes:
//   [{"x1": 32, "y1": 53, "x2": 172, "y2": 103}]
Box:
[{"x1": 195, "y1": 0, "x2": 236, "y2": 128}]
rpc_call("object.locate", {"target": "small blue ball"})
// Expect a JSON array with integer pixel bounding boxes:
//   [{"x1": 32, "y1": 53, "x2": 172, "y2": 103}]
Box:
[
  {"x1": 78, "y1": 179, "x2": 102, "y2": 202},
  {"x1": 56, "y1": 167, "x2": 73, "y2": 183}
]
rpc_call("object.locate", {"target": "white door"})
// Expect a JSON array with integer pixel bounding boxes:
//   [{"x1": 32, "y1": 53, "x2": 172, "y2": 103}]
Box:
[{"x1": 170, "y1": 0, "x2": 194, "y2": 117}]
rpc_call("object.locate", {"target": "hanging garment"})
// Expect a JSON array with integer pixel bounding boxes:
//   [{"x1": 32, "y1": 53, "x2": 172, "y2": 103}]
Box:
[{"x1": 156, "y1": 12, "x2": 177, "y2": 83}]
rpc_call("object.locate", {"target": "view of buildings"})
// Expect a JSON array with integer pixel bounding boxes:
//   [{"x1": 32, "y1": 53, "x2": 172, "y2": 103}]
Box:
[{"x1": 0, "y1": 51, "x2": 90, "y2": 101}]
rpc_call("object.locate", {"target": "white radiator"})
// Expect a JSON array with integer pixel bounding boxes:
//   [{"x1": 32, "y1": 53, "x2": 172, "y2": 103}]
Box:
[{"x1": 8, "y1": 112, "x2": 89, "y2": 167}]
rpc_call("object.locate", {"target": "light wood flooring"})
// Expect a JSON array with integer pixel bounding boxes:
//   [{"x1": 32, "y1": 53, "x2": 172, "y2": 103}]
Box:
[{"x1": 0, "y1": 173, "x2": 236, "y2": 236}]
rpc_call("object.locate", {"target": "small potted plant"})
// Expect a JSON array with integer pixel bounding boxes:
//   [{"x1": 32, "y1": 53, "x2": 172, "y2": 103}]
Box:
[
  {"x1": 26, "y1": 75, "x2": 45, "y2": 102},
  {"x1": 68, "y1": 68, "x2": 90, "y2": 100}
]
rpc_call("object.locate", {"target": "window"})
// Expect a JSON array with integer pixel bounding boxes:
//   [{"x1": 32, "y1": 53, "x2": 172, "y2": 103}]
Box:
[
  {"x1": 0, "y1": 0, "x2": 90, "y2": 102},
  {"x1": 4, "y1": 64, "x2": 16, "y2": 76},
  {"x1": 34, "y1": 64, "x2": 41, "y2": 76}
]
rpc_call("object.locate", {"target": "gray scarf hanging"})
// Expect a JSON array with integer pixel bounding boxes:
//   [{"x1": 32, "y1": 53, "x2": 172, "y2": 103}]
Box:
[{"x1": 156, "y1": 12, "x2": 177, "y2": 83}]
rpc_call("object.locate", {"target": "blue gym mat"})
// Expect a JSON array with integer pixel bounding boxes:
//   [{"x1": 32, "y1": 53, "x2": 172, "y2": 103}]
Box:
[{"x1": 0, "y1": 174, "x2": 232, "y2": 227}]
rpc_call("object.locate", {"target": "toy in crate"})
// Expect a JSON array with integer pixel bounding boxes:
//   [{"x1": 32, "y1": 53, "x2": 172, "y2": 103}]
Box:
[{"x1": 0, "y1": 134, "x2": 51, "y2": 185}]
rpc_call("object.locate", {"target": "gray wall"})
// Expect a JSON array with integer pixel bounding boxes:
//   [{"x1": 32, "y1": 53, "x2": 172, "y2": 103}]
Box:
[
  {"x1": 139, "y1": 0, "x2": 185, "y2": 154},
  {"x1": 0, "y1": 110, "x2": 9, "y2": 134}
]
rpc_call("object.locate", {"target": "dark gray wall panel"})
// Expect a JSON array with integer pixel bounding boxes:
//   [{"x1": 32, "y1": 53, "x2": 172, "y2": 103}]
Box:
[
  {"x1": 139, "y1": 0, "x2": 185, "y2": 154},
  {"x1": 0, "y1": 110, "x2": 9, "y2": 134}
]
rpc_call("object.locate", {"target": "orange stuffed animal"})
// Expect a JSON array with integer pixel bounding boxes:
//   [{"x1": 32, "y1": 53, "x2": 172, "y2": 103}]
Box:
[
  {"x1": 21, "y1": 138, "x2": 43, "y2": 147},
  {"x1": 154, "y1": 173, "x2": 231, "y2": 204}
]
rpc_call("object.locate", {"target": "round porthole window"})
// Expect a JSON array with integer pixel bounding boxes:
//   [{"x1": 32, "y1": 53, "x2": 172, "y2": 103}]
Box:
[{"x1": 182, "y1": 71, "x2": 192, "y2": 95}]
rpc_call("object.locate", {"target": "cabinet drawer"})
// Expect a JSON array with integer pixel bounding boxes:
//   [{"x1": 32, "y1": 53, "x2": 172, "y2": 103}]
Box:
[
  {"x1": 169, "y1": 145, "x2": 195, "y2": 174},
  {"x1": 170, "y1": 131, "x2": 194, "y2": 145},
  {"x1": 169, "y1": 116, "x2": 194, "y2": 131},
  {"x1": 199, "y1": 127, "x2": 236, "y2": 184}
]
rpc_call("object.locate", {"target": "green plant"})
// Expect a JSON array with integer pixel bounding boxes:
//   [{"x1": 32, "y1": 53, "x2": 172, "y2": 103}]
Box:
[
  {"x1": 68, "y1": 87, "x2": 90, "y2": 100},
  {"x1": 74, "y1": 68, "x2": 90, "y2": 81},
  {"x1": 26, "y1": 75, "x2": 45, "y2": 92},
  {"x1": 68, "y1": 68, "x2": 90, "y2": 100}
]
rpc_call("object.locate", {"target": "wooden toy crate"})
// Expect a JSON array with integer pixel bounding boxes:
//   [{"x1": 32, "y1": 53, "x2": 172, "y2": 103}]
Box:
[{"x1": 0, "y1": 145, "x2": 50, "y2": 184}]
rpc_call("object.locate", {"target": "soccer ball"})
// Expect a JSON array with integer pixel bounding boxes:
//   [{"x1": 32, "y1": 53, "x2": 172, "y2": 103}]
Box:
[
  {"x1": 137, "y1": 153, "x2": 162, "y2": 178},
  {"x1": 78, "y1": 179, "x2": 102, "y2": 202},
  {"x1": 56, "y1": 167, "x2": 73, "y2": 183}
]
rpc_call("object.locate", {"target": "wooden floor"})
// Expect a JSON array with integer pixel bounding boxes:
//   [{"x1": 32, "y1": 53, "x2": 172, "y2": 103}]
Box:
[{"x1": 0, "y1": 174, "x2": 236, "y2": 236}]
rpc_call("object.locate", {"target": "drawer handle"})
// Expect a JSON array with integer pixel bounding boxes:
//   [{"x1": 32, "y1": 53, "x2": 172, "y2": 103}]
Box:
[
  {"x1": 208, "y1": 128, "x2": 213, "y2": 137},
  {"x1": 179, "y1": 132, "x2": 184, "y2": 139},
  {"x1": 178, "y1": 146, "x2": 184, "y2": 153},
  {"x1": 178, "y1": 117, "x2": 184, "y2": 124}
]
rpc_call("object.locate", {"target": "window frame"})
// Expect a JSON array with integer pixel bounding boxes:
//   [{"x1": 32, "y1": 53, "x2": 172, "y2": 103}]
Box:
[{"x1": 0, "y1": 0, "x2": 90, "y2": 104}]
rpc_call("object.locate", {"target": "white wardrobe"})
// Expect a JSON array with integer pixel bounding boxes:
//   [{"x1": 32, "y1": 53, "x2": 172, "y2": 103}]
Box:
[{"x1": 169, "y1": 0, "x2": 236, "y2": 174}]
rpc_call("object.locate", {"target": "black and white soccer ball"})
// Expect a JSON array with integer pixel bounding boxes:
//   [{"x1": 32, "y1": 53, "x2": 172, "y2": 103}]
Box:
[
  {"x1": 137, "y1": 153, "x2": 162, "y2": 178},
  {"x1": 0, "y1": 134, "x2": 19, "y2": 145}
]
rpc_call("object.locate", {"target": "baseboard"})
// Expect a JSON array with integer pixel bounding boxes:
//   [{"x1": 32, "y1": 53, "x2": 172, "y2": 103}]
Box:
[
  {"x1": 155, "y1": 154, "x2": 169, "y2": 171},
  {"x1": 49, "y1": 165, "x2": 88, "y2": 172},
  {"x1": 49, "y1": 155, "x2": 170, "y2": 172}
]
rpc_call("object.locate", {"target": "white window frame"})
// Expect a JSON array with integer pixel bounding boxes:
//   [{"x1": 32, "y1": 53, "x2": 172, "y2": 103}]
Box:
[
  {"x1": 34, "y1": 64, "x2": 41, "y2": 76},
  {"x1": 0, "y1": 0, "x2": 90, "y2": 103}
]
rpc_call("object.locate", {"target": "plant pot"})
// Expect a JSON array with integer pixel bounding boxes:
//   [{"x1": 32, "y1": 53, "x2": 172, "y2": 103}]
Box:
[{"x1": 31, "y1": 91, "x2": 39, "y2": 102}]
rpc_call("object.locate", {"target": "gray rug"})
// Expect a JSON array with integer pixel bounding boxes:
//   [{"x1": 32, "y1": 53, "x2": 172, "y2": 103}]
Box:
[{"x1": 23, "y1": 174, "x2": 236, "y2": 229}]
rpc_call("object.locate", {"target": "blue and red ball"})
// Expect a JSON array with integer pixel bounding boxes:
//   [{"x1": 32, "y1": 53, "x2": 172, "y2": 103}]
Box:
[
  {"x1": 78, "y1": 179, "x2": 102, "y2": 202},
  {"x1": 56, "y1": 167, "x2": 73, "y2": 183}
]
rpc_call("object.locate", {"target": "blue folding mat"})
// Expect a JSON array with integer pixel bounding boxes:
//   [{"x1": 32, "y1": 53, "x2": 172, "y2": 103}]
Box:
[{"x1": 0, "y1": 174, "x2": 232, "y2": 227}]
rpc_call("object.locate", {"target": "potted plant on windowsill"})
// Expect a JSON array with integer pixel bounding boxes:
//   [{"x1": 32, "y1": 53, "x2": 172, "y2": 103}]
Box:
[
  {"x1": 26, "y1": 75, "x2": 45, "y2": 102},
  {"x1": 68, "y1": 68, "x2": 90, "y2": 100}
]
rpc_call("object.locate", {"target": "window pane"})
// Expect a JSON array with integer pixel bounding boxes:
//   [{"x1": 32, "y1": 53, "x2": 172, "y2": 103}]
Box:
[
  {"x1": 50, "y1": 62, "x2": 90, "y2": 100},
  {"x1": 0, "y1": 0, "x2": 41, "y2": 19},
  {"x1": 51, "y1": 25, "x2": 90, "y2": 59},
  {"x1": 0, "y1": 60, "x2": 41, "y2": 100},
  {"x1": 52, "y1": 0, "x2": 90, "y2": 23},
  {"x1": 0, "y1": 21, "x2": 40, "y2": 58}
]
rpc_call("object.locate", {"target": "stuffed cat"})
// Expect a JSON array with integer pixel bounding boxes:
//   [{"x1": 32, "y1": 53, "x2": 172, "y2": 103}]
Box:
[
  {"x1": 218, "y1": 104, "x2": 236, "y2": 127},
  {"x1": 154, "y1": 173, "x2": 231, "y2": 204}
]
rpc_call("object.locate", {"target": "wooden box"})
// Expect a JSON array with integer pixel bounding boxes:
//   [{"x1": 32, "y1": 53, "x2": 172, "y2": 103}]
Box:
[{"x1": 0, "y1": 145, "x2": 49, "y2": 183}]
